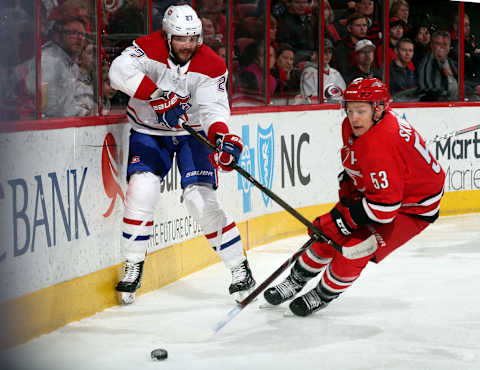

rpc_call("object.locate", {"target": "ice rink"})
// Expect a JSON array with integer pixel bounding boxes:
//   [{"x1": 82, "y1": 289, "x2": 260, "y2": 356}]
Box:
[{"x1": 3, "y1": 213, "x2": 480, "y2": 370}]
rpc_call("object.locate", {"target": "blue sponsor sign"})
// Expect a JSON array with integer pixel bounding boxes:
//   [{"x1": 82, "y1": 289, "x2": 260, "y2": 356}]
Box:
[
  {"x1": 238, "y1": 125, "x2": 255, "y2": 213},
  {"x1": 257, "y1": 124, "x2": 274, "y2": 207}
]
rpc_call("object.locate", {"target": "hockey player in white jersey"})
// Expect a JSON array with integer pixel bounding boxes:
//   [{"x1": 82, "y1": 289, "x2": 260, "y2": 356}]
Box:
[{"x1": 109, "y1": 4, "x2": 255, "y2": 304}]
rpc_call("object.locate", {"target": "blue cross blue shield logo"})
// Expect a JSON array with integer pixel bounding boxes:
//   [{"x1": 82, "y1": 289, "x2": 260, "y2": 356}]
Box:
[
  {"x1": 257, "y1": 124, "x2": 274, "y2": 207},
  {"x1": 238, "y1": 125, "x2": 255, "y2": 213}
]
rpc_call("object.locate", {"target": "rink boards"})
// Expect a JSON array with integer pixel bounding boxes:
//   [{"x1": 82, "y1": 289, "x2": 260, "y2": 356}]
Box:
[{"x1": 1, "y1": 106, "x2": 479, "y2": 348}]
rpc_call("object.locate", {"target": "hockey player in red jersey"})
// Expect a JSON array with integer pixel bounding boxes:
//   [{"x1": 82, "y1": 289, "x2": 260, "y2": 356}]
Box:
[
  {"x1": 109, "y1": 4, "x2": 255, "y2": 304},
  {"x1": 264, "y1": 77, "x2": 446, "y2": 316}
]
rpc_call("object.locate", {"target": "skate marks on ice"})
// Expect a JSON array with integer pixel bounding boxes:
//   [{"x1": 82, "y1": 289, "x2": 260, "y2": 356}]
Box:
[{"x1": 3, "y1": 214, "x2": 480, "y2": 370}]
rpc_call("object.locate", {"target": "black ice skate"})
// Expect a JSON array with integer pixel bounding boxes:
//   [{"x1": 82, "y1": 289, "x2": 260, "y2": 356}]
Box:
[
  {"x1": 288, "y1": 287, "x2": 329, "y2": 317},
  {"x1": 229, "y1": 260, "x2": 256, "y2": 303},
  {"x1": 116, "y1": 261, "x2": 144, "y2": 305},
  {"x1": 264, "y1": 275, "x2": 305, "y2": 306}
]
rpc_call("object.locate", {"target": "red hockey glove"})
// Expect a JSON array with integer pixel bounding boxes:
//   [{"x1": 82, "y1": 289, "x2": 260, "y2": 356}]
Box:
[
  {"x1": 308, "y1": 203, "x2": 359, "y2": 243},
  {"x1": 149, "y1": 90, "x2": 191, "y2": 128},
  {"x1": 209, "y1": 133, "x2": 244, "y2": 172},
  {"x1": 208, "y1": 122, "x2": 243, "y2": 172},
  {"x1": 338, "y1": 170, "x2": 363, "y2": 206}
]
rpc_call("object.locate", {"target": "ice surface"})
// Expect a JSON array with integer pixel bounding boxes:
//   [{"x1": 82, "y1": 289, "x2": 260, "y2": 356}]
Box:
[{"x1": 2, "y1": 214, "x2": 480, "y2": 370}]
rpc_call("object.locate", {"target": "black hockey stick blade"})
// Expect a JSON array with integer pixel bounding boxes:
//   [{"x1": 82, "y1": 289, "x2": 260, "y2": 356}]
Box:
[
  {"x1": 213, "y1": 238, "x2": 315, "y2": 333},
  {"x1": 181, "y1": 122, "x2": 377, "y2": 260}
]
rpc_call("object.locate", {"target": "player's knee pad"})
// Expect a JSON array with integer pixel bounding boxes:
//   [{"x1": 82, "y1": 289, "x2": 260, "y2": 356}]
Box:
[
  {"x1": 182, "y1": 183, "x2": 225, "y2": 235},
  {"x1": 182, "y1": 184, "x2": 244, "y2": 268},
  {"x1": 124, "y1": 172, "x2": 160, "y2": 219},
  {"x1": 121, "y1": 172, "x2": 160, "y2": 263}
]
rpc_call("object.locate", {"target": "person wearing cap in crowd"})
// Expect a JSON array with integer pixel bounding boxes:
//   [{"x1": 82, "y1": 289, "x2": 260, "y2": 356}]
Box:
[
  {"x1": 390, "y1": 0, "x2": 413, "y2": 38},
  {"x1": 344, "y1": 38, "x2": 382, "y2": 84},
  {"x1": 389, "y1": 38, "x2": 417, "y2": 98},
  {"x1": 300, "y1": 38, "x2": 346, "y2": 103},
  {"x1": 335, "y1": 12, "x2": 369, "y2": 75}
]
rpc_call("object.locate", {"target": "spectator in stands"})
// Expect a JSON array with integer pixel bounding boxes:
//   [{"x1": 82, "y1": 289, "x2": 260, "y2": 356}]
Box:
[
  {"x1": 448, "y1": 12, "x2": 480, "y2": 99},
  {"x1": 376, "y1": 17, "x2": 406, "y2": 67},
  {"x1": 417, "y1": 30, "x2": 458, "y2": 101},
  {"x1": 343, "y1": 39, "x2": 382, "y2": 84},
  {"x1": 48, "y1": 0, "x2": 92, "y2": 33},
  {"x1": 389, "y1": 38, "x2": 417, "y2": 97},
  {"x1": 355, "y1": 0, "x2": 382, "y2": 46},
  {"x1": 235, "y1": 10, "x2": 264, "y2": 41},
  {"x1": 272, "y1": 43, "x2": 301, "y2": 100},
  {"x1": 238, "y1": 41, "x2": 277, "y2": 98},
  {"x1": 21, "y1": 17, "x2": 91, "y2": 118},
  {"x1": 300, "y1": 38, "x2": 346, "y2": 103},
  {"x1": 311, "y1": 0, "x2": 346, "y2": 48},
  {"x1": 335, "y1": 12, "x2": 368, "y2": 75},
  {"x1": 269, "y1": 16, "x2": 279, "y2": 49},
  {"x1": 269, "y1": 0, "x2": 288, "y2": 19},
  {"x1": 102, "y1": 64, "x2": 118, "y2": 114},
  {"x1": 76, "y1": 39, "x2": 96, "y2": 116},
  {"x1": 276, "y1": 0, "x2": 316, "y2": 63},
  {"x1": 412, "y1": 24, "x2": 431, "y2": 69},
  {"x1": 197, "y1": 0, "x2": 226, "y2": 45},
  {"x1": 201, "y1": 15, "x2": 221, "y2": 47},
  {"x1": 390, "y1": 0, "x2": 413, "y2": 37}
]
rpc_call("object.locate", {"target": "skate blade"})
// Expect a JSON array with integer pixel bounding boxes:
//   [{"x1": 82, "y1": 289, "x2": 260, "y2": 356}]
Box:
[
  {"x1": 118, "y1": 291, "x2": 136, "y2": 305},
  {"x1": 283, "y1": 309, "x2": 295, "y2": 317}
]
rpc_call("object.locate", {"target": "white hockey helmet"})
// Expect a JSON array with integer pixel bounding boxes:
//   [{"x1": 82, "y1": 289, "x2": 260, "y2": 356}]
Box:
[{"x1": 162, "y1": 5, "x2": 203, "y2": 49}]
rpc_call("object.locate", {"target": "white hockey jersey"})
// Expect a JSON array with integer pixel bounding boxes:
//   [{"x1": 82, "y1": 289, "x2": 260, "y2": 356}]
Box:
[{"x1": 109, "y1": 32, "x2": 230, "y2": 136}]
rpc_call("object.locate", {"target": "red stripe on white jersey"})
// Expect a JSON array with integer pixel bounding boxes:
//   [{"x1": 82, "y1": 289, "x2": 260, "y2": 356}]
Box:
[
  {"x1": 123, "y1": 218, "x2": 154, "y2": 226},
  {"x1": 205, "y1": 222, "x2": 236, "y2": 239}
]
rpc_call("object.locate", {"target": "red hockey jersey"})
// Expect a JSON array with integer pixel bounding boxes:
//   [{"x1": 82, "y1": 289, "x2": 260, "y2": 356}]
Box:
[{"x1": 341, "y1": 109, "x2": 446, "y2": 224}]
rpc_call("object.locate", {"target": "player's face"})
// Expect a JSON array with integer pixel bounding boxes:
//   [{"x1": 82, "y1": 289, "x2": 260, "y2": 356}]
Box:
[
  {"x1": 171, "y1": 35, "x2": 199, "y2": 63},
  {"x1": 346, "y1": 102, "x2": 375, "y2": 136}
]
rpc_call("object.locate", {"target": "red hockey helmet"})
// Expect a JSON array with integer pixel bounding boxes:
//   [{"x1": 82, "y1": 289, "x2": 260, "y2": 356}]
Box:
[{"x1": 343, "y1": 77, "x2": 391, "y2": 113}]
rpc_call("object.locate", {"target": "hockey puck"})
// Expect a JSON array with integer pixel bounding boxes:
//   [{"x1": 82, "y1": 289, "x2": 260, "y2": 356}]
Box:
[{"x1": 151, "y1": 348, "x2": 168, "y2": 361}]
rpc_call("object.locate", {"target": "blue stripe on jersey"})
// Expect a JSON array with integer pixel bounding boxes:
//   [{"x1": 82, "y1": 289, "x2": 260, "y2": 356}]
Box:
[
  {"x1": 218, "y1": 235, "x2": 241, "y2": 250},
  {"x1": 122, "y1": 232, "x2": 150, "y2": 241}
]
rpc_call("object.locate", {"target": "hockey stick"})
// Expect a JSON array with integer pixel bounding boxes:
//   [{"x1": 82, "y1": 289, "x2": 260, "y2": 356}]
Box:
[
  {"x1": 426, "y1": 124, "x2": 480, "y2": 144},
  {"x1": 181, "y1": 122, "x2": 377, "y2": 260},
  {"x1": 213, "y1": 237, "x2": 315, "y2": 333}
]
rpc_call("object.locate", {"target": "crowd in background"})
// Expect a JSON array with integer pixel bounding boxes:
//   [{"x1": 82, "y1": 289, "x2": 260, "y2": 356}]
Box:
[{"x1": 2, "y1": 0, "x2": 480, "y2": 121}]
